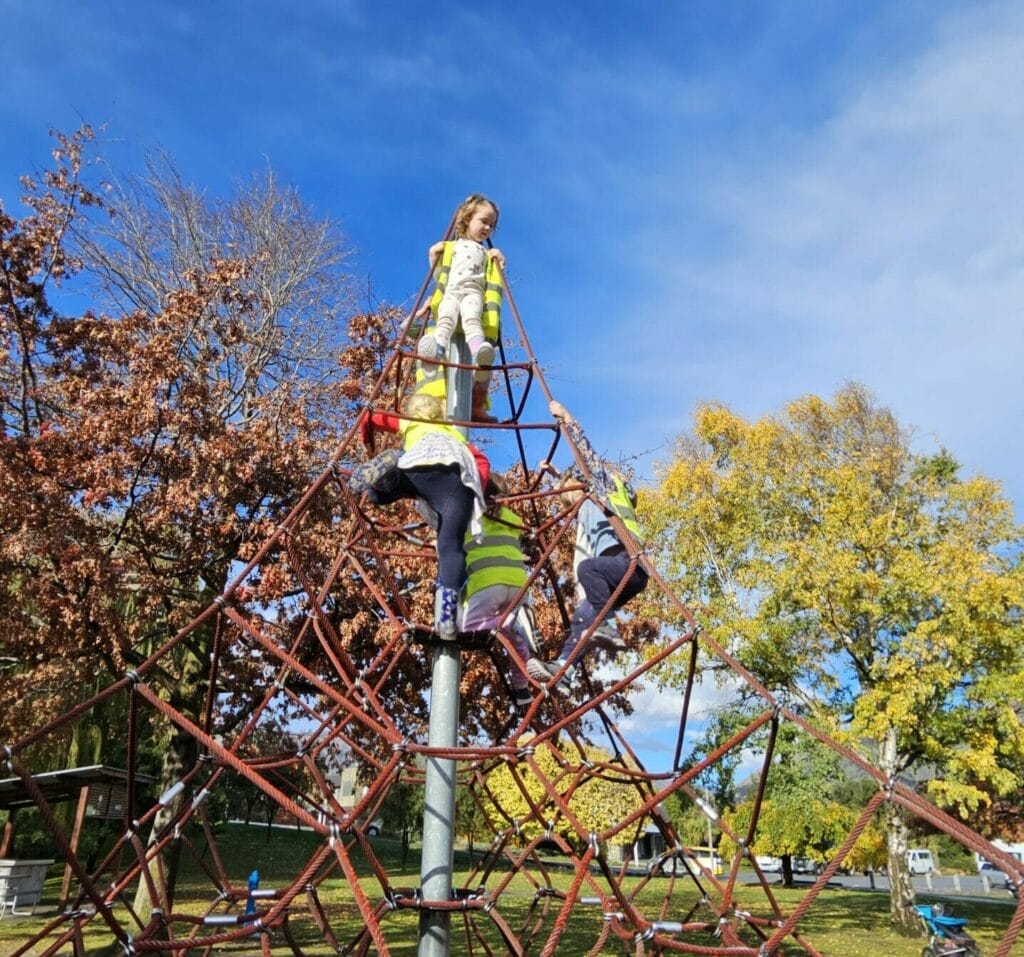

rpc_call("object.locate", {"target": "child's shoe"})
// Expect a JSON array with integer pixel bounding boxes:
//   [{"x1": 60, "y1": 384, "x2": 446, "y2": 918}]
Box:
[
  {"x1": 434, "y1": 585, "x2": 459, "y2": 639},
  {"x1": 590, "y1": 619, "x2": 627, "y2": 654},
  {"x1": 527, "y1": 658, "x2": 570, "y2": 694},
  {"x1": 349, "y1": 449, "x2": 402, "y2": 495},
  {"x1": 512, "y1": 685, "x2": 533, "y2": 712},
  {"x1": 473, "y1": 341, "x2": 495, "y2": 367},
  {"x1": 471, "y1": 381, "x2": 498, "y2": 424}
]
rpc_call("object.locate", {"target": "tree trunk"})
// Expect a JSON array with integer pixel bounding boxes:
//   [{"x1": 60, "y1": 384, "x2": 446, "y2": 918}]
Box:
[
  {"x1": 132, "y1": 725, "x2": 198, "y2": 919},
  {"x1": 880, "y1": 727, "x2": 921, "y2": 937},
  {"x1": 781, "y1": 854, "x2": 794, "y2": 887}
]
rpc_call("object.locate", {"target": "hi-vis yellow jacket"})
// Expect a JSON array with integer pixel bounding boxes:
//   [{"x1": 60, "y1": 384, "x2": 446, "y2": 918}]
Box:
[
  {"x1": 607, "y1": 476, "x2": 642, "y2": 542},
  {"x1": 464, "y1": 505, "x2": 527, "y2": 601},
  {"x1": 415, "y1": 241, "x2": 504, "y2": 400}
]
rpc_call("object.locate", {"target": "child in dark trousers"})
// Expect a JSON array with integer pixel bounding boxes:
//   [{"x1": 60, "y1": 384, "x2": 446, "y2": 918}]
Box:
[
  {"x1": 355, "y1": 393, "x2": 489, "y2": 637},
  {"x1": 528, "y1": 400, "x2": 647, "y2": 688}
]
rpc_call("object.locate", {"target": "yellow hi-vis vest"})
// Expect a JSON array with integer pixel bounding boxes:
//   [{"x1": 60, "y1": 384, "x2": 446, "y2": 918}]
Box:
[
  {"x1": 400, "y1": 417, "x2": 467, "y2": 450},
  {"x1": 415, "y1": 241, "x2": 504, "y2": 401},
  {"x1": 607, "y1": 476, "x2": 642, "y2": 543},
  {"x1": 464, "y1": 506, "x2": 527, "y2": 601}
]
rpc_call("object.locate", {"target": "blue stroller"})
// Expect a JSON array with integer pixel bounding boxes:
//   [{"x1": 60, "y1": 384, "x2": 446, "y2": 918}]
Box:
[{"x1": 915, "y1": 903, "x2": 980, "y2": 956}]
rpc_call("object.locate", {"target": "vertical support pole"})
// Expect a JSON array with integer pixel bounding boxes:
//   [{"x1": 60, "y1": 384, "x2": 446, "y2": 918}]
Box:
[
  {"x1": 418, "y1": 334, "x2": 472, "y2": 957},
  {"x1": 60, "y1": 785, "x2": 91, "y2": 907},
  {"x1": 0, "y1": 808, "x2": 15, "y2": 857}
]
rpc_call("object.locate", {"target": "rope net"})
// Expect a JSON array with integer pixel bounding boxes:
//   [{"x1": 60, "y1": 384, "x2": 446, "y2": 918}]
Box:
[{"x1": 4, "y1": 238, "x2": 1024, "y2": 957}]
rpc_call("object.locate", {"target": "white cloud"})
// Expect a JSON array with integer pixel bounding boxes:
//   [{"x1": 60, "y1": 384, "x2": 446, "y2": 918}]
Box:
[
  {"x1": 600, "y1": 659, "x2": 747, "y2": 766},
  {"x1": 574, "y1": 3, "x2": 1024, "y2": 512}
]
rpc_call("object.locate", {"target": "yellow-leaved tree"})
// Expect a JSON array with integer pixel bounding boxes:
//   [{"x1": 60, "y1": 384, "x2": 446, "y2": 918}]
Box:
[
  {"x1": 481, "y1": 741, "x2": 645, "y2": 853},
  {"x1": 641, "y1": 383, "x2": 1024, "y2": 935}
]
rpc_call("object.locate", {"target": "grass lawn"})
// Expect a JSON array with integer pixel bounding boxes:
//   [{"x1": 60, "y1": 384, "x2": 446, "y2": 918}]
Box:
[{"x1": 1, "y1": 824, "x2": 1018, "y2": 955}]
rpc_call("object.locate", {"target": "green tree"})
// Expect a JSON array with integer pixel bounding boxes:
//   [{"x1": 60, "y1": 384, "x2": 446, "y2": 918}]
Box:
[
  {"x1": 716, "y1": 712, "x2": 886, "y2": 884},
  {"x1": 642, "y1": 384, "x2": 1024, "y2": 934},
  {"x1": 380, "y1": 775, "x2": 424, "y2": 872}
]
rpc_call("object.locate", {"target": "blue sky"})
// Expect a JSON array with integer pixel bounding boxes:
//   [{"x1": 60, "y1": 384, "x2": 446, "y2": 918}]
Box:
[{"x1": 4, "y1": 1, "x2": 1023, "y2": 766}]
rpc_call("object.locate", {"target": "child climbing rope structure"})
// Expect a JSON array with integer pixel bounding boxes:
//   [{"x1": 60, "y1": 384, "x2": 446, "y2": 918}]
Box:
[{"x1": 4, "y1": 197, "x2": 1023, "y2": 957}]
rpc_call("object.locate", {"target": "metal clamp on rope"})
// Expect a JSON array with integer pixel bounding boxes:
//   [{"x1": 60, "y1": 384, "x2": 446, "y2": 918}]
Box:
[
  {"x1": 123, "y1": 669, "x2": 141, "y2": 686},
  {"x1": 204, "y1": 914, "x2": 241, "y2": 926},
  {"x1": 651, "y1": 921, "x2": 683, "y2": 934},
  {"x1": 589, "y1": 831, "x2": 600, "y2": 853},
  {"x1": 213, "y1": 594, "x2": 227, "y2": 608},
  {"x1": 158, "y1": 781, "x2": 184, "y2": 808},
  {"x1": 120, "y1": 934, "x2": 135, "y2": 956}
]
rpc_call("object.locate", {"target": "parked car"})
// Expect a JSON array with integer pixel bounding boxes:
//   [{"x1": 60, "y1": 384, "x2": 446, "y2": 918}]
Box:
[
  {"x1": 755, "y1": 855, "x2": 782, "y2": 873},
  {"x1": 906, "y1": 848, "x2": 935, "y2": 875},
  {"x1": 365, "y1": 817, "x2": 383, "y2": 837},
  {"x1": 792, "y1": 857, "x2": 821, "y2": 875}
]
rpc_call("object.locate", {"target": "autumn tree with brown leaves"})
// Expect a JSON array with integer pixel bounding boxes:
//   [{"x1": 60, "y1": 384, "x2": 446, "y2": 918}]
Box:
[{"x1": 0, "y1": 128, "x2": 372, "y2": 903}]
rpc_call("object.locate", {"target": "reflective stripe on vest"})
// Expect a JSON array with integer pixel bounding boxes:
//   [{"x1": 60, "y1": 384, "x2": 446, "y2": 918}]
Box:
[
  {"x1": 608, "y1": 476, "x2": 642, "y2": 542},
  {"x1": 464, "y1": 506, "x2": 526, "y2": 600},
  {"x1": 414, "y1": 358, "x2": 447, "y2": 401},
  {"x1": 416, "y1": 242, "x2": 503, "y2": 402},
  {"x1": 428, "y1": 241, "x2": 503, "y2": 340}
]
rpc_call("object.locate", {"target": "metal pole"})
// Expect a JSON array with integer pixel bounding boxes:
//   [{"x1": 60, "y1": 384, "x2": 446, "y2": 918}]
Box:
[{"x1": 417, "y1": 333, "x2": 472, "y2": 957}]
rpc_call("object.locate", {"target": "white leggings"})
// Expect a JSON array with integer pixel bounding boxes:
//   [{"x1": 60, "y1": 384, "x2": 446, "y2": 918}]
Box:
[{"x1": 435, "y1": 287, "x2": 484, "y2": 347}]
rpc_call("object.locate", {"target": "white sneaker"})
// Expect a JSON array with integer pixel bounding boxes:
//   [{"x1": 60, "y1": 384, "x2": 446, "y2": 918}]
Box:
[{"x1": 473, "y1": 341, "x2": 495, "y2": 366}]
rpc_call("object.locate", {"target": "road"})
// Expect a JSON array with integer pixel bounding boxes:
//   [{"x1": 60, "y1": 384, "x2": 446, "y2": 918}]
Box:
[{"x1": 735, "y1": 867, "x2": 1017, "y2": 901}]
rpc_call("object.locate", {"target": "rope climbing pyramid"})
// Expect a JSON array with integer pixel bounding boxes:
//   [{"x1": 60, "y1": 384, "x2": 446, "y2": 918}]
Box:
[{"x1": 4, "y1": 198, "x2": 1024, "y2": 956}]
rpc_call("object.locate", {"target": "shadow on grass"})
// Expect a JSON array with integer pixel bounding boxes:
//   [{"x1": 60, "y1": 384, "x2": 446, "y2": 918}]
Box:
[{"x1": 1, "y1": 826, "x2": 1019, "y2": 956}]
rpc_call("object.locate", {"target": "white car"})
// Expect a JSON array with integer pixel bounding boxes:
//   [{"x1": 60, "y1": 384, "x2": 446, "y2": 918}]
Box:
[{"x1": 756, "y1": 856, "x2": 782, "y2": 873}]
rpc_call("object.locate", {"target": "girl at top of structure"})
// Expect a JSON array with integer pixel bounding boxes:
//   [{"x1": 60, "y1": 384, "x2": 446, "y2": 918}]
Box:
[{"x1": 425, "y1": 194, "x2": 505, "y2": 367}]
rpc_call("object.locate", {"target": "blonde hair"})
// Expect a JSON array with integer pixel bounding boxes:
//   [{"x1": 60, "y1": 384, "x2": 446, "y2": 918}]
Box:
[
  {"x1": 557, "y1": 469, "x2": 584, "y2": 509},
  {"x1": 402, "y1": 392, "x2": 444, "y2": 422},
  {"x1": 455, "y1": 194, "x2": 499, "y2": 238}
]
